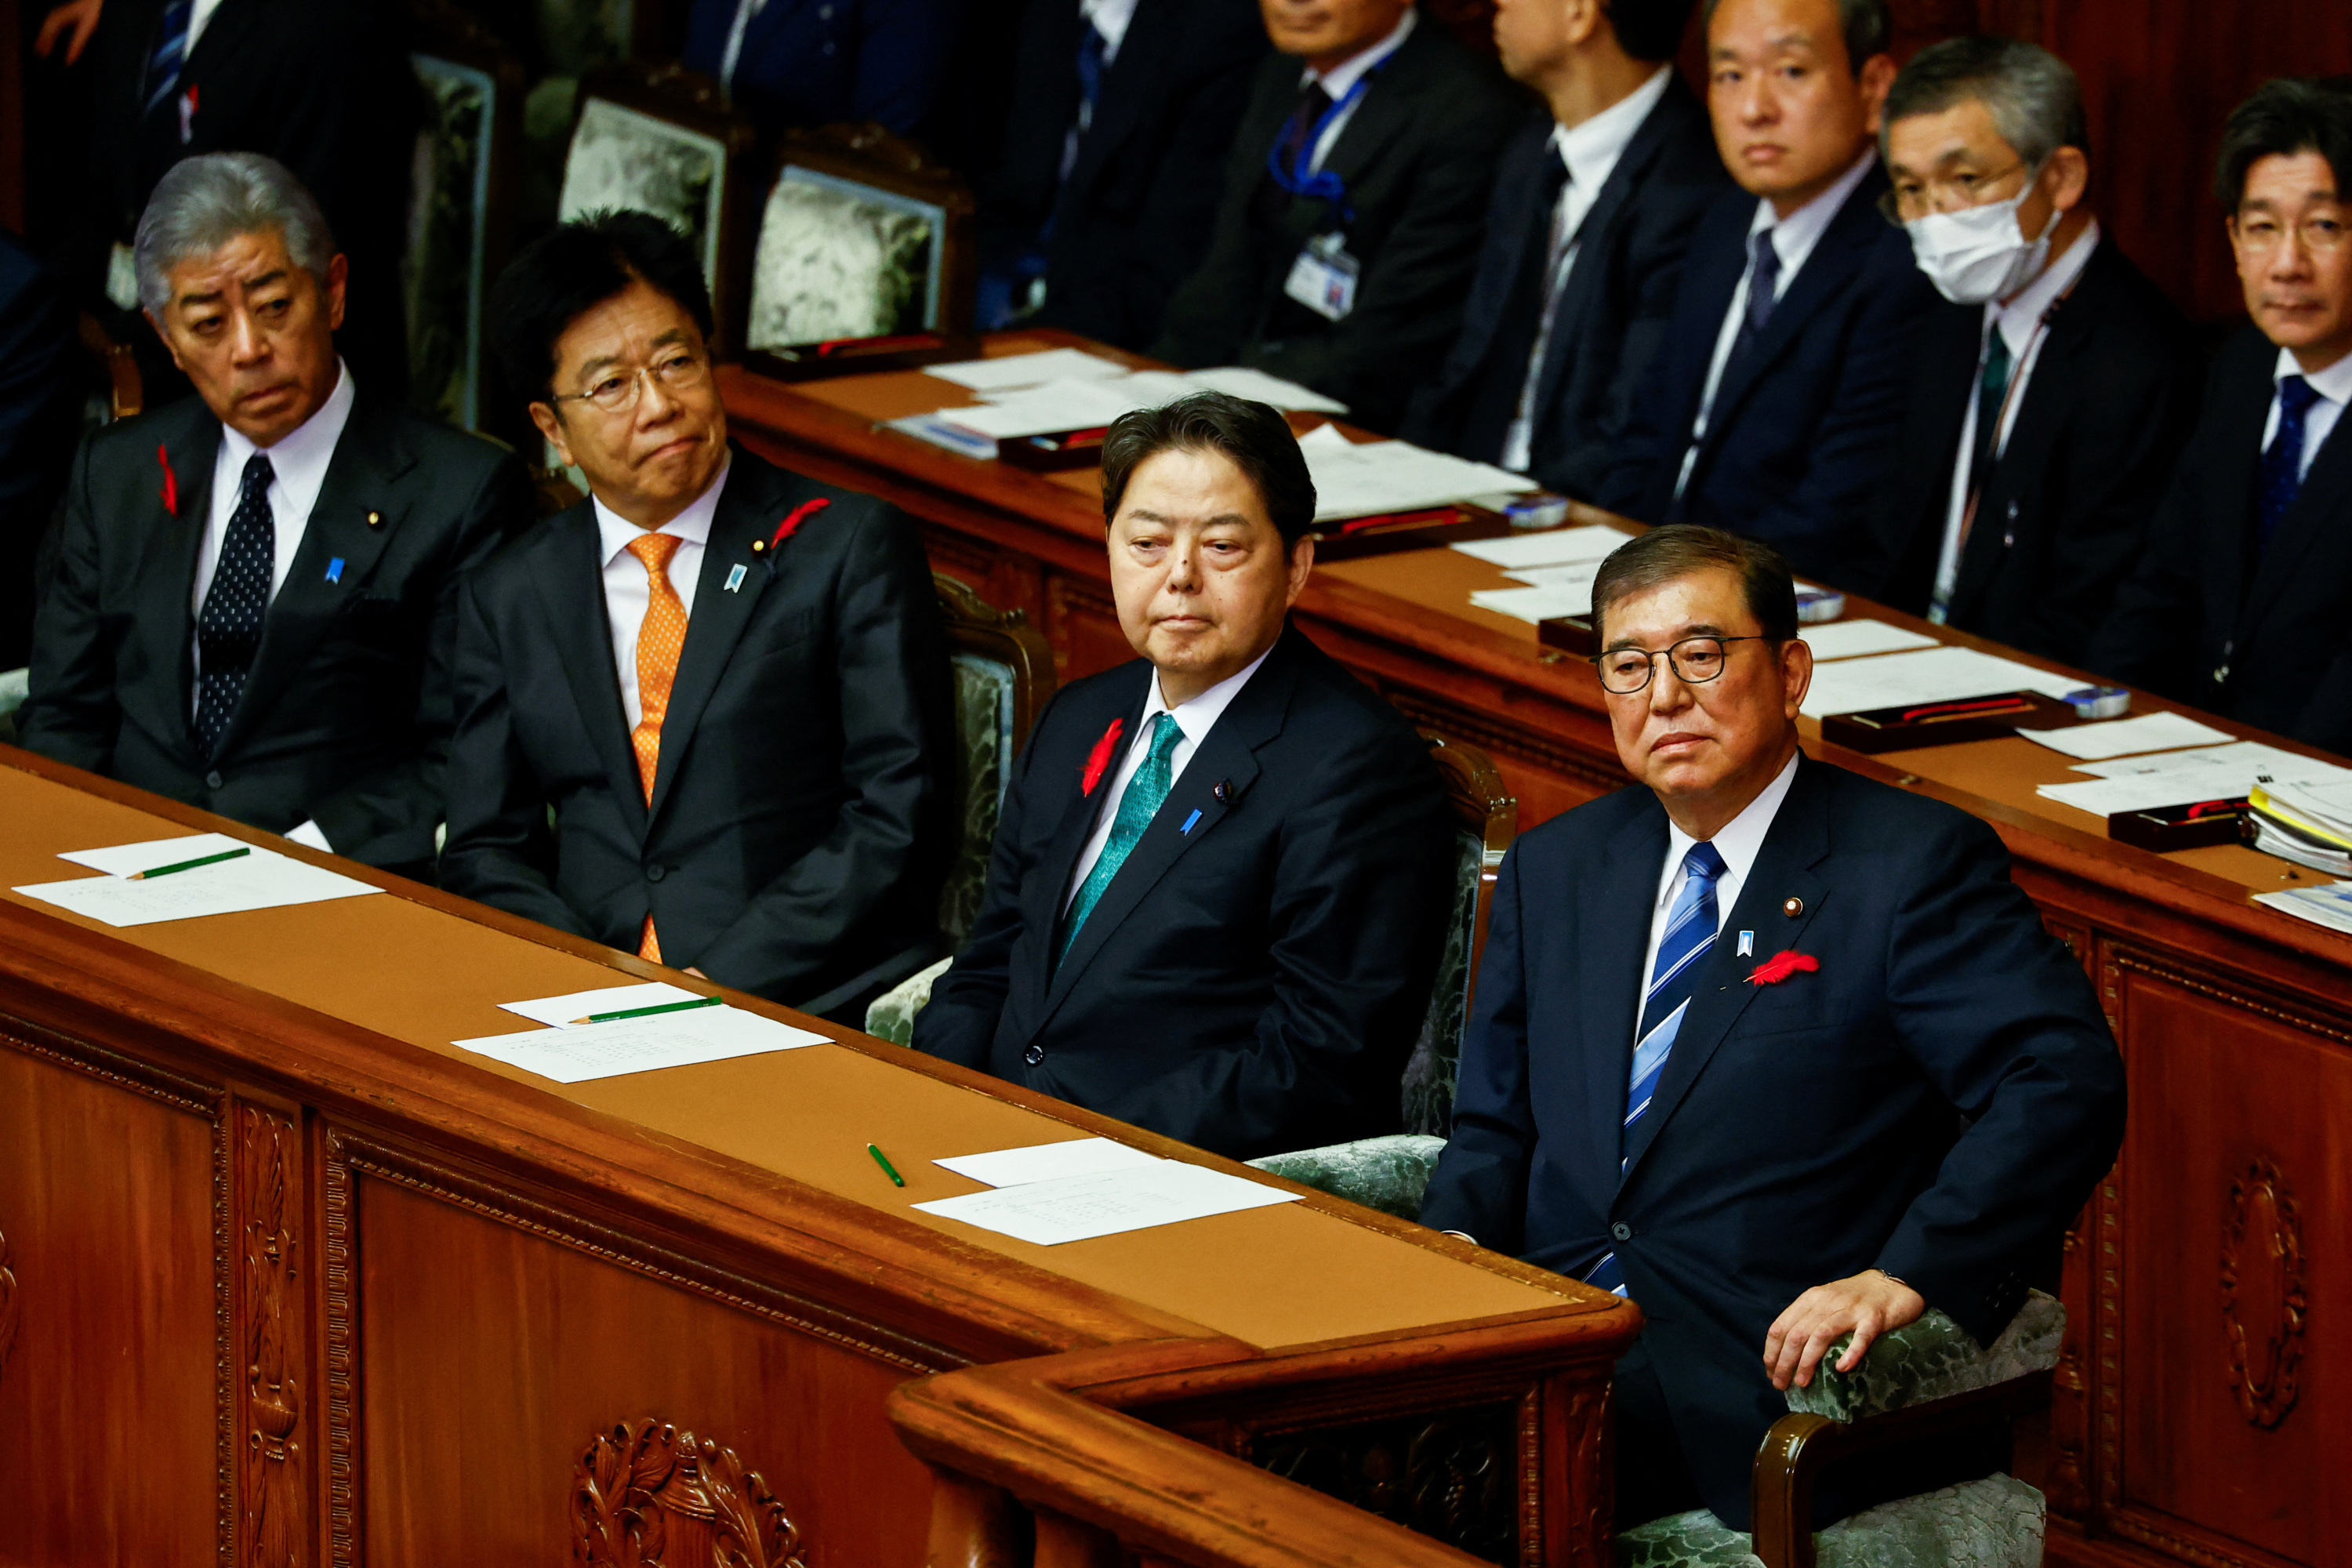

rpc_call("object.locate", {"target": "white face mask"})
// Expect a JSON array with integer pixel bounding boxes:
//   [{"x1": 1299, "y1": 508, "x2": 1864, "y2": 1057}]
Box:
[{"x1": 1904, "y1": 180, "x2": 2060, "y2": 305}]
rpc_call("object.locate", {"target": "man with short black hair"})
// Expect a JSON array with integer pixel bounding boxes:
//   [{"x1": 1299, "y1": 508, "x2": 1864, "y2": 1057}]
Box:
[
  {"x1": 441, "y1": 211, "x2": 955, "y2": 1016},
  {"x1": 1422, "y1": 522, "x2": 2124, "y2": 1532},
  {"x1": 1403, "y1": 0, "x2": 1729, "y2": 495},
  {"x1": 1596, "y1": 0, "x2": 1936, "y2": 587},
  {"x1": 915, "y1": 391, "x2": 1454, "y2": 1159},
  {"x1": 2092, "y1": 78, "x2": 2352, "y2": 754}
]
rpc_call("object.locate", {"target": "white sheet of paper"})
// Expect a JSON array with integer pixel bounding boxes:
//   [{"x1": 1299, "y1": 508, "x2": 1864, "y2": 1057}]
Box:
[
  {"x1": 2255, "y1": 882, "x2": 2352, "y2": 936},
  {"x1": 1471, "y1": 574, "x2": 1598, "y2": 622},
  {"x1": 1451, "y1": 525, "x2": 1627, "y2": 572},
  {"x1": 933, "y1": 1137, "x2": 1161, "y2": 1189},
  {"x1": 56, "y1": 830, "x2": 252, "y2": 876},
  {"x1": 1798, "y1": 645, "x2": 2083, "y2": 719},
  {"x1": 932, "y1": 377, "x2": 1152, "y2": 438},
  {"x1": 1798, "y1": 619, "x2": 1940, "y2": 661},
  {"x1": 2038, "y1": 775, "x2": 2246, "y2": 817},
  {"x1": 16, "y1": 841, "x2": 382, "y2": 927},
  {"x1": 912, "y1": 1158, "x2": 1301, "y2": 1246},
  {"x1": 496, "y1": 982, "x2": 704, "y2": 1029},
  {"x1": 1178, "y1": 365, "x2": 1349, "y2": 414},
  {"x1": 1302, "y1": 437, "x2": 1534, "y2": 521},
  {"x1": 2066, "y1": 740, "x2": 2341, "y2": 782},
  {"x1": 452, "y1": 1007, "x2": 826, "y2": 1084},
  {"x1": 2014, "y1": 711, "x2": 2236, "y2": 760},
  {"x1": 925, "y1": 347, "x2": 1131, "y2": 391},
  {"x1": 1297, "y1": 422, "x2": 1354, "y2": 452}
]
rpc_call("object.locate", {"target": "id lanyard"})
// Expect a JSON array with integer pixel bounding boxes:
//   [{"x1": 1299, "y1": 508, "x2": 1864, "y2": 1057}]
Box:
[{"x1": 1263, "y1": 67, "x2": 1381, "y2": 223}]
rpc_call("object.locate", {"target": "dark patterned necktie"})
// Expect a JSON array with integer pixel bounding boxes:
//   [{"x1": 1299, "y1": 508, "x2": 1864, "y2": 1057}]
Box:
[
  {"x1": 194, "y1": 454, "x2": 275, "y2": 757},
  {"x1": 143, "y1": 0, "x2": 194, "y2": 116},
  {"x1": 1723, "y1": 229, "x2": 1783, "y2": 379},
  {"x1": 2258, "y1": 375, "x2": 2323, "y2": 551}
]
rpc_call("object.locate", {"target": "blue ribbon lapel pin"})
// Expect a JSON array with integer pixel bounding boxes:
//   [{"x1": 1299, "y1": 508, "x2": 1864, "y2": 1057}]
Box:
[
  {"x1": 725, "y1": 563, "x2": 748, "y2": 593},
  {"x1": 325, "y1": 557, "x2": 345, "y2": 584}
]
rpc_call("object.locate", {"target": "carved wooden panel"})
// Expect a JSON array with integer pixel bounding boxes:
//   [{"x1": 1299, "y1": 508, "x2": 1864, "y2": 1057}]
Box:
[
  {"x1": 1251, "y1": 1402, "x2": 1519, "y2": 1565},
  {"x1": 235, "y1": 1103, "x2": 307, "y2": 1568},
  {"x1": 2220, "y1": 1162, "x2": 2306, "y2": 1431},
  {"x1": 573, "y1": 1418, "x2": 808, "y2": 1566}
]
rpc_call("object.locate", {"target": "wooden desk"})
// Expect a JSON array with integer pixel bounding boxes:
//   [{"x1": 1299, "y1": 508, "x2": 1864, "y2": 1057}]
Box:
[
  {"x1": 0, "y1": 750, "x2": 1636, "y2": 1566},
  {"x1": 724, "y1": 335, "x2": 2352, "y2": 1568}
]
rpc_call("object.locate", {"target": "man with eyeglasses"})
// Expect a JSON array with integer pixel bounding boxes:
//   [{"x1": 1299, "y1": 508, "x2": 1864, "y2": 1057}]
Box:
[
  {"x1": 1421, "y1": 524, "x2": 2123, "y2": 1535},
  {"x1": 1864, "y1": 37, "x2": 2198, "y2": 667},
  {"x1": 442, "y1": 212, "x2": 956, "y2": 1020},
  {"x1": 2093, "y1": 78, "x2": 2352, "y2": 756}
]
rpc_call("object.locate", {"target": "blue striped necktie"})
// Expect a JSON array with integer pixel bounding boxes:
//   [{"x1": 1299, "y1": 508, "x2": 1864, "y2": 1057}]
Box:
[
  {"x1": 2258, "y1": 375, "x2": 2321, "y2": 551},
  {"x1": 1587, "y1": 840, "x2": 1726, "y2": 1295},
  {"x1": 144, "y1": 0, "x2": 194, "y2": 118},
  {"x1": 1057, "y1": 712, "x2": 1181, "y2": 967}
]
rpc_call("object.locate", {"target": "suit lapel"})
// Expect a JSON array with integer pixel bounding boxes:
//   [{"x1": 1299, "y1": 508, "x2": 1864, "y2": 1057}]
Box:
[
  {"x1": 2241, "y1": 397, "x2": 2352, "y2": 632},
  {"x1": 532, "y1": 511, "x2": 647, "y2": 832},
  {"x1": 1528, "y1": 90, "x2": 1679, "y2": 417},
  {"x1": 129, "y1": 410, "x2": 218, "y2": 755},
  {"x1": 1621, "y1": 761, "x2": 1831, "y2": 1181},
  {"x1": 1305, "y1": 33, "x2": 1424, "y2": 223},
  {"x1": 1017, "y1": 674, "x2": 1152, "y2": 1014},
  {"x1": 1702, "y1": 176, "x2": 1880, "y2": 448},
  {"x1": 1577, "y1": 803, "x2": 1668, "y2": 1200}
]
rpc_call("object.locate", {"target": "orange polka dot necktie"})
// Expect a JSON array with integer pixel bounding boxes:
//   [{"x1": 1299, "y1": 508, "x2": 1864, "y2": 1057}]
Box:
[{"x1": 625, "y1": 532, "x2": 688, "y2": 961}]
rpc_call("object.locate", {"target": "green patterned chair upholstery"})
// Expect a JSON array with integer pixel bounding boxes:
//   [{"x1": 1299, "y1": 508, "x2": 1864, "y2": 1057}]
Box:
[
  {"x1": 864, "y1": 576, "x2": 1054, "y2": 1045},
  {"x1": 406, "y1": 3, "x2": 522, "y2": 431},
  {"x1": 0, "y1": 666, "x2": 27, "y2": 746}
]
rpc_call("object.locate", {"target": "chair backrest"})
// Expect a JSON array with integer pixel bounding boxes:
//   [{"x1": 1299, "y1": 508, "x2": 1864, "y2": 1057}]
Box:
[
  {"x1": 406, "y1": 0, "x2": 522, "y2": 430},
  {"x1": 933, "y1": 574, "x2": 1056, "y2": 948},
  {"x1": 742, "y1": 122, "x2": 977, "y2": 366},
  {"x1": 1400, "y1": 729, "x2": 1518, "y2": 1136}
]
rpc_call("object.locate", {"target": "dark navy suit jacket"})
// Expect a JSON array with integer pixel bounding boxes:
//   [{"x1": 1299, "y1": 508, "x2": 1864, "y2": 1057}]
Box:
[
  {"x1": 1420, "y1": 755, "x2": 2124, "y2": 1527},
  {"x1": 914, "y1": 626, "x2": 1454, "y2": 1160},
  {"x1": 1596, "y1": 165, "x2": 1939, "y2": 588},
  {"x1": 681, "y1": 0, "x2": 960, "y2": 136}
]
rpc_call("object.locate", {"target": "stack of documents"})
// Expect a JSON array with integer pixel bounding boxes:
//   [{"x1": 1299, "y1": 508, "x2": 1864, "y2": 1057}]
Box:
[
  {"x1": 896, "y1": 350, "x2": 1353, "y2": 459},
  {"x1": 1798, "y1": 619, "x2": 1939, "y2": 661},
  {"x1": 454, "y1": 983, "x2": 826, "y2": 1083},
  {"x1": 2247, "y1": 776, "x2": 2352, "y2": 875},
  {"x1": 13, "y1": 832, "x2": 382, "y2": 927},
  {"x1": 1451, "y1": 525, "x2": 1628, "y2": 572},
  {"x1": 2016, "y1": 711, "x2": 2234, "y2": 760},
  {"x1": 2255, "y1": 880, "x2": 2352, "y2": 936},
  {"x1": 1289, "y1": 423, "x2": 1533, "y2": 521},
  {"x1": 1799, "y1": 645, "x2": 2084, "y2": 720},
  {"x1": 914, "y1": 1137, "x2": 1299, "y2": 1246},
  {"x1": 2035, "y1": 741, "x2": 2352, "y2": 818}
]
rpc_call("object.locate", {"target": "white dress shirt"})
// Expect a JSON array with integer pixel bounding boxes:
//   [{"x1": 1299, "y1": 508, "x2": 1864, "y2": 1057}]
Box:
[
  {"x1": 1063, "y1": 644, "x2": 1274, "y2": 910},
  {"x1": 191, "y1": 360, "x2": 357, "y2": 664},
  {"x1": 595, "y1": 459, "x2": 730, "y2": 731},
  {"x1": 1636, "y1": 750, "x2": 1801, "y2": 1007},
  {"x1": 1929, "y1": 222, "x2": 2102, "y2": 619},
  {"x1": 187, "y1": 0, "x2": 227, "y2": 53},
  {"x1": 2260, "y1": 343, "x2": 2352, "y2": 480},
  {"x1": 1501, "y1": 65, "x2": 1673, "y2": 473},
  {"x1": 1081, "y1": 0, "x2": 1141, "y2": 60},
  {"x1": 1675, "y1": 149, "x2": 1879, "y2": 499},
  {"x1": 1298, "y1": 7, "x2": 1418, "y2": 173}
]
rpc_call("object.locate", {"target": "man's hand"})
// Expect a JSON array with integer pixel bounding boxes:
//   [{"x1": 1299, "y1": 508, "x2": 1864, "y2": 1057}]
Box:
[
  {"x1": 1762, "y1": 1269, "x2": 1926, "y2": 1392},
  {"x1": 36, "y1": 0, "x2": 103, "y2": 64}
]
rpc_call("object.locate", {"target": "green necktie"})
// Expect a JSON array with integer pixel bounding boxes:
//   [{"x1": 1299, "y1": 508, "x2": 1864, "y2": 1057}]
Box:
[
  {"x1": 1058, "y1": 712, "x2": 1183, "y2": 967},
  {"x1": 1970, "y1": 328, "x2": 2015, "y2": 495}
]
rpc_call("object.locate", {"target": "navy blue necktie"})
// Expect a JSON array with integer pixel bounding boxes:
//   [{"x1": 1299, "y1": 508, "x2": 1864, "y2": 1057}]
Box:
[
  {"x1": 2258, "y1": 375, "x2": 2323, "y2": 551},
  {"x1": 1722, "y1": 230, "x2": 1784, "y2": 383},
  {"x1": 194, "y1": 454, "x2": 275, "y2": 758},
  {"x1": 143, "y1": 0, "x2": 194, "y2": 117}
]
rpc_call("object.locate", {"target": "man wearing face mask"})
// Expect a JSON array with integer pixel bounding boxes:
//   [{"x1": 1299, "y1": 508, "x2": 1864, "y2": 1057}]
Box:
[{"x1": 1864, "y1": 37, "x2": 2199, "y2": 664}]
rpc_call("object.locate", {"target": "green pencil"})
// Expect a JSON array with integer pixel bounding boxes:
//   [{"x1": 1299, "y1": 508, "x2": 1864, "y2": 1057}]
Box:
[
  {"x1": 129, "y1": 846, "x2": 251, "y2": 880},
  {"x1": 572, "y1": 994, "x2": 724, "y2": 1025},
  {"x1": 866, "y1": 1143, "x2": 906, "y2": 1187}
]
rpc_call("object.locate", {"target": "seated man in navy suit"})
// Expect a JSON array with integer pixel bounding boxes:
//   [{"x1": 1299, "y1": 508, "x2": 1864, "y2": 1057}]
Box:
[
  {"x1": 914, "y1": 392, "x2": 1454, "y2": 1160},
  {"x1": 1421, "y1": 524, "x2": 2125, "y2": 1531},
  {"x1": 1595, "y1": 0, "x2": 1937, "y2": 587}
]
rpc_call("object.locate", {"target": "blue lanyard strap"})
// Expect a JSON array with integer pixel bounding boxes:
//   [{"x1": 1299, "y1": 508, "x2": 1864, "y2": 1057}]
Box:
[{"x1": 1264, "y1": 67, "x2": 1379, "y2": 214}]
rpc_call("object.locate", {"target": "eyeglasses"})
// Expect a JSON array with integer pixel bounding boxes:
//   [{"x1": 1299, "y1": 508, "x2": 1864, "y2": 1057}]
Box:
[
  {"x1": 1591, "y1": 635, "x2": 1771, "y2": 695},
  {"x1": 1878, "y1": 159, "x2": 2031, "y2": 226},
  {"x1": 548, "y1": 349, "x2": 711, "y2": 414}
]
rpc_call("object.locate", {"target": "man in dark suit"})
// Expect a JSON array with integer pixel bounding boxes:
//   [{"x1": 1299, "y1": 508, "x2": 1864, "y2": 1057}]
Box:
[
  {"x1": 1596, "y1": 0, "x2": 1936, "y2": 588},
  {"x1": 444, "y1": 212, "x2": 954, "y2": 1018},
  {"x1": 1421, "y1": 524, "x2": 2124, "y2": 1531},
  {"x1": 53, "y1": 0, "x2": 418, "y2": 397},
  {"x1": 975, "y1": 0, "x2": 1269, "y2": 350},
  {"x1": 1867, "y1": 37, "x2": 2200, "y2": 666},
  {"x1": 2092, "y1": 79, "x2": 2352, "y2": 753},
  {"x1": 1402, "y1": 0, "x2": 1728, "y2": 495},
  {"x1": 1149, "y1": 0, "x2": 1521, "y2": 434},
  {"x1": 682, "y1": 0, "x2": 962, "y2": 140},
  {"x1": 19, "y1": 154, "x2": 530, "y2": 877},
  {"x1": 915, "y1": 393, "x2": 1454, "y2": 1160}
]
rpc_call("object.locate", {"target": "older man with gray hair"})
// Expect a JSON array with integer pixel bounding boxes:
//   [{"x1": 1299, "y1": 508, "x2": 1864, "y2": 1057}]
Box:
[
  {"x1": 1863, "y1": 34, "x2": 2200, "y2": 664},
  {"x1": 20, "y1": 152, "x2": 531, "y2": 879}
]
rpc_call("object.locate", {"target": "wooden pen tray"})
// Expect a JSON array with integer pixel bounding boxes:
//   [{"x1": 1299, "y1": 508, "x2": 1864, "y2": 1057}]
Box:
[{"x1": 1821, "y1": 690, "x2": 2081, "y2": 753}]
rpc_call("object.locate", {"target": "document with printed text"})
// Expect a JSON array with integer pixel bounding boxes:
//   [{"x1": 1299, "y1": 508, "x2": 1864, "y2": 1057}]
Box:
[
  {"x1": 913, "y1": 1159, "x2": 1301, "y2": 1246},
  {"x1": 452, "y1": 1008, "x2": 826, "y2": 1083},
  {"x1": 16, "y1": 833, "x2": 382, "y2": 927}
]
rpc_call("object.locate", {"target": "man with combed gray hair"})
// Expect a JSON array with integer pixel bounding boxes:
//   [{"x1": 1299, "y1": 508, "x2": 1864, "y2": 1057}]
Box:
[
  {"x1": 1864, "y1": 35, "x2": 2198, "y2": 665},
  {"x1": 20, "y1": 153, "x2": 532, "y2": 880}
]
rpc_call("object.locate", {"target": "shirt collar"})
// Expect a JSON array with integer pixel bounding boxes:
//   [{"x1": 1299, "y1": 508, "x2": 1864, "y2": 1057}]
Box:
[
  {"x1": 1140, "y1": 640, "x2": 1276, "y2": 746},
  {"x1": 1303, "y1": 6, "x2": 1417, "y2": 100},
  {"x1": 1657, "y1": 749, "x2": 1802, "y2": 911},
  {"x1": 1551, "y1": 65, "x2": 1671, "y2": 190},
  {"x1": 593, "y1": 456, "x2": 731, "y2": 568},
  {"x1": 1988, "y1": 218, "x2": 2100, "y2": 352},
  {"x1": 1748, "y1": 147, "x2": 1878, "y2": 274},
  {"x1": 220, "y1": 358, "x2": 356, "y2": 510},
  {"x1": 1080, "y1": 0, "x2": 1140, "y2": 58},
  {"x1": 2274, "y1": 341, "x2": 2352, "y2": 407}
]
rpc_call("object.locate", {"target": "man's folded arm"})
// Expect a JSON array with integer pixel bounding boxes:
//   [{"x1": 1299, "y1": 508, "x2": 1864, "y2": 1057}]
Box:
[
  {"x1": 17, "y1": 437, "x2": 121, "y2": 772},
  {"x1": 1416, "y1": 845, "x2": 1537, "y2": 1254}
]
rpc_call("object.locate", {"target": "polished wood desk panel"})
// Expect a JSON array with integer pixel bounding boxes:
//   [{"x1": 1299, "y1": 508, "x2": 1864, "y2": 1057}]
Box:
[
  {"x1": 0, "y1": 750, "x2": 1636, "y2": 1566},
  {"x1": 722, "y1": 337, "x2": 2352, "y2": 1568}
]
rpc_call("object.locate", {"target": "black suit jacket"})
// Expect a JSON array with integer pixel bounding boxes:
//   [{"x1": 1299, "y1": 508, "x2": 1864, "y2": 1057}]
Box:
[
  {"x1": 1596, "y1": 165, "x2": 1940, "y2": 587},
  {"x1": 19, "y1": 394, "x2": 530, "y2": 873},
  {"x1": 1421, "y1": 756, "x2": 2123, "y2": 1528},
  {"x1": 1149, "y1": 20, "x2": 1523, "y2": 434},
  {"x1": 2091, "y1": 327, "x2": 2352, "y2": 753},
  {"x1": 913, "y1": 627, "x2": 1454, "y2": 1160},
  {"x1": 439, "y1": 446, "x2": 956, "y2": 1013},
  {"x1": 1402, "y1": 80, "x2": 1729, "y2": 497},
  {"x1": 982, "y1": 0, "x2": 1269, "y2": 351},
  {"x1": 0, "y1": 230, "x2": 79, "y2": 669},
  {"x1": 1869, "y1": 240, "x2": 2201, "y2": 663}
]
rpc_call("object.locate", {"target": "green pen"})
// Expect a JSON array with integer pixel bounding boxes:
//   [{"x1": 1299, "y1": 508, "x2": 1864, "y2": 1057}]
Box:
[
  {"x1": 571, "y1": 993, "x2": 724, "y2": 1025},
  {"x1": 129, "y1": 845, "x2": 251, "y2": 880},
  {"x1": 866, "y1": 1143, "x2": 906, "y2": 1187}
]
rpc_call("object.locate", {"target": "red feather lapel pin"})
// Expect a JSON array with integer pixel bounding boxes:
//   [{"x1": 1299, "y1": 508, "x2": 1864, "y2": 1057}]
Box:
[
  {"x1": 752, "y1": 496, "x2": 830, "y2": 575},
  {"x1": 158, "y1": 445, "x2": 179, "y2": 516},
  {"x1": 1747, "y1": 950, "x2": 1819, "y2": 985},
  {"x1": 1080, "y1": 717, "x2": 1125, "y2": 796}
]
